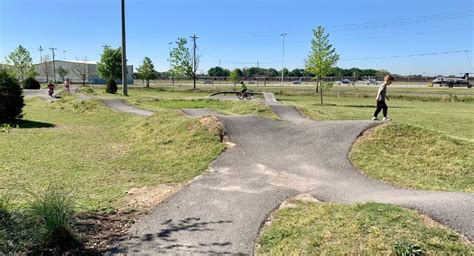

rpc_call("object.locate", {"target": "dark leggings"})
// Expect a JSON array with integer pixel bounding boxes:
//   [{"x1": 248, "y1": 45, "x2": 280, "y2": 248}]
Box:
[{"x1": 374, "y1": 100, "x2": 388, "y2": 118}]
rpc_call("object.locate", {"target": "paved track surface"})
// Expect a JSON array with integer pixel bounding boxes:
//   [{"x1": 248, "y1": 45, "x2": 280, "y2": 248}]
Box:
[
  {"x1": 101, "y1": 99, "x2": 154, "y2": 117},
  {"x1": 23, "y1": 89, "x2": 60, "y2": 101},
  {"x1": 108, "y1": 94, "x2": 473, "y2": 255}
]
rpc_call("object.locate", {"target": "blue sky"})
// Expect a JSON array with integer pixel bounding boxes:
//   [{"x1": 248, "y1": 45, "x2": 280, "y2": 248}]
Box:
[{"x1": 1, "y1": 0, "x2": 473, "y2": 75}]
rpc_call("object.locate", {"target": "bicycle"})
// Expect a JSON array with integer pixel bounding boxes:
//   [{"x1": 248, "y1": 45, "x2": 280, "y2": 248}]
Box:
[{"x1": 237, "y1": 91, "x2": 252, "y2": 100}]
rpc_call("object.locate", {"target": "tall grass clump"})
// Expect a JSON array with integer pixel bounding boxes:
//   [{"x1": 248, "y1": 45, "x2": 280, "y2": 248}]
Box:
[{"x1": 28, "y1": 184, "x2": 76, "y2": 248}]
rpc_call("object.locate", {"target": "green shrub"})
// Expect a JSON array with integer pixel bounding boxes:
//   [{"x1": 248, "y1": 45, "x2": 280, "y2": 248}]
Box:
[
  {"x1": 0, "y1": 70, "x2": 24, "y2": 124},
  {"x1": 0, "y1": 194, "x2": 12, "y2": 225},
  {"x1": 28, "y1": 184, "x2": 76, "y2": 247},
  {"x1": 393, "y1": 240, "x2": 424, "y2": 256},
  {"x1": 22, "y1": 77, "x2": 41, "y2": 89},
  {"x1": 105, "y1": 78, "x2": 118, "y2": 94}
]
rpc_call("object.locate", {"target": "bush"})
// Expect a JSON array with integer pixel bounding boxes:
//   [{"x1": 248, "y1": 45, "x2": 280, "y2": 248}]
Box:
[
  {"x1": 22, "y1": 77, "x2": 41, "y2": 89},
  {"x1": 393, "y1": 240, "x2": 424, "y2": 256},
  {"x1": 0, "y1": 70, "x2": 24, "y2": 124},
  {"x1": 105, "y1": 78, "x2": 118, "y2": 94},
  {"x1": 28, "y1": 184, "x2": 76, "y2": 248}
]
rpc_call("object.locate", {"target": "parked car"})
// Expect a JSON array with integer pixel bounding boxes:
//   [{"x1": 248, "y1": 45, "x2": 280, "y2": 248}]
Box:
[
  {"x1": 338, "y1": 79, "x2": 351, "y2": 85},
  {"x1": 293, "y1": 78, "x2": 303, "y2": 85},
  {"x1": 366, "y1": 78, "x2": 378, "y2": 85}
]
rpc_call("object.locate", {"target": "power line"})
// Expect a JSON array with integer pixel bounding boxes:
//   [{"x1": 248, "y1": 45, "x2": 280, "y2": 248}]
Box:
[
  {"x1": 200, "y1": 49, "x2": 471, "y2": 66},
  {"x1": 250, "y1": 10, "x2": 474, "y2": 37},
  {"x1": 341, "y1": 50, "x2": 471, "y2": 61}
]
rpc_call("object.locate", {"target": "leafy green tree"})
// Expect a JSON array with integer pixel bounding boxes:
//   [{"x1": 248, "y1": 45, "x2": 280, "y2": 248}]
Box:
[
  {"x1": 289, "y1": 69, "x2": 304, "y2": 77},
  {"x1": 169, "y1": 38, "x2": 193, "y2": 81},
  {"x1": 136, "y1": 57, "x2": 157, "y2": 88},
  {"x1": 266, "y1": 68, "x2": 279, "y2": 77},
  {"x1": 376, "y1": 69, "x2": 390, "y2": 79},
  {"x1": 305, "y1": 26, "x2": 340, "y2": 104},
  {"x1": 5, "y1": 45, "x2": 36, "y2": 82},
  {"x1": 57, "y1": 66, "x2": 69, "y2": 82},
  {"x1": 230, "y1": 68, "x2": 243, "y2": 91},
  {"x1": 208, "y1": 66, "x2": 230, "y2": 77},
  {"x1": 97, "y1": 45, "x2": 122, "y2": 79}
]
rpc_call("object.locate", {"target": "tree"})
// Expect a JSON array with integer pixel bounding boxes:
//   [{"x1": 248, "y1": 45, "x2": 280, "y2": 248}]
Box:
[
  {"x1": 57, "y1": 66, "x2": 69, "y2": 82},
  {"x1": 289, "y1": 68, "x2": 304, "y2": 77},
  {"x1": 5, "y1": 45, "x2": 36, "y2": 82},
  {"x1": 305, "y1": 26, "x2": 340, "y2": 104},
  {"x1": 72, "y1": 58, "x2": 89, "y2": 86},
  {"x1": 229, "y1": 68, "x2": 243, "y2": 91},
  {"x1": 376, "y1": 69, "x2": 390, "y2": 79},
  {"x1": 136, "y1": 57, "x2": 156, "y2": 88},
  {"x1": 208, "y1": 66, "x2": 230, "y2": 77},
  {"x1": 0, "y1": 70, "x2": 24, "y2": 124},
  {"x1": 41, "y1": 55, "x2": 53, "y2": 82},
  {"x1": 97, "y1": 45, "x2": 122, "y2": 79},
  {"x1": 169, "y1": 38, "x2": 193, "y2": 82}
]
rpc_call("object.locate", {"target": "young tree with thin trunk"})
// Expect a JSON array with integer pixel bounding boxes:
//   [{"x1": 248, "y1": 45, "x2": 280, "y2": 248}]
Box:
[
  {"x1": 169, "y1": 38, "x2": 193, "y2": 85},
  {"x1": 305, "y1": 26, "x2": 340, "y2": 105},
  {"x1": 57, "y1": 66, "x2": 69, "y2": 82},
  {"x1": 41, "y1": 55, "x2": 53, "y2": 82},
  {"x1": 72, "y1": 58, "x2": 89, "y2": 86},
  {"x1": 136, "y1": 57, "x2": 156, "y2": 88},
  {"x1": 5, "y1": 45, "x2": 36, "y2": 82}
]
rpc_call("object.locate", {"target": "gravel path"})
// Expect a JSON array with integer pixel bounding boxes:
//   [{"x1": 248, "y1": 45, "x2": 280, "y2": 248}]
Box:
[{"x1": 107, "y1": 94, "x2": 473, "y2": 255}]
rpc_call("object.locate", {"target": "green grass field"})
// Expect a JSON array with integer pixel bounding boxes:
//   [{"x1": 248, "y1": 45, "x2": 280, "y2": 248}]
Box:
[
  {"x1": 279, "y1": 95, "x2": 473, "y2": 140},
  {"x1": 0, "y1": 96, "x2": 224, "y2": 211},
  {"x1": 257, "y1": 201, "x2": 473, "y2": 255}
]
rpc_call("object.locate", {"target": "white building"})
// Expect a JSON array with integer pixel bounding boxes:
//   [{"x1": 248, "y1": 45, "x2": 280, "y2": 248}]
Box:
[{"x1": 34, "y1": 60, "x2": 133, "y2": 84}]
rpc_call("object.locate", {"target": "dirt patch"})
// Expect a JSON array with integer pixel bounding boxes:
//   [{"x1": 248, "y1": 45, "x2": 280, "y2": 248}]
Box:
[
  {"x1": 121, "y1": 184, "x2": 179, "y2": 212},
  {"x1": 199, "y1": 116, "x2": 225, "y2": 141},
  {"x1": 72, "y1": 211, "x2": 142, "y2": 254}
]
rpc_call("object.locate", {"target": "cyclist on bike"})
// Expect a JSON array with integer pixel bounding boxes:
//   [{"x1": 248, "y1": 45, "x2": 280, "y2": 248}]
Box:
[
  {"x1": 240, "y1": 81, "x2": 248, "y2": 95},
  {"x1": 47, "y1": 81, "x2": 55, "y2": 97}
]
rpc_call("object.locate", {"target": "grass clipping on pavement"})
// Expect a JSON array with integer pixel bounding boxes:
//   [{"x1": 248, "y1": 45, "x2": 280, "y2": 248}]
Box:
[
  {"x1": 350, "y1": 123, "x2": 474, "y2": 192},
  {"x1": 256, "y1": 202, "x2": 473, "y2": 255}
]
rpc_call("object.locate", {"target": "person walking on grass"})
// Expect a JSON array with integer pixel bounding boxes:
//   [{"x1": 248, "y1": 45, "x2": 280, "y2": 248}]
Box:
[{"x1": 372, "y1": 74, "x2": 394, "y2": 121}]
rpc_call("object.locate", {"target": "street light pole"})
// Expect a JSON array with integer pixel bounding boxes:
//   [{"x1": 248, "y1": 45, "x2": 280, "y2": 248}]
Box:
[
  {"x1": 121, "y1": 0, "x2": 128, "y2": 96},
  {"x1": 281, "y1": 33, "x2": 287, "y2": 86}
]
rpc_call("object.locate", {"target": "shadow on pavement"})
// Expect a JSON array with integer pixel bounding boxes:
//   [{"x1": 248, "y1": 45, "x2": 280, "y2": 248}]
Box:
[{"x1": 109, "y1": 218, "x2": 236, "y2": 255}]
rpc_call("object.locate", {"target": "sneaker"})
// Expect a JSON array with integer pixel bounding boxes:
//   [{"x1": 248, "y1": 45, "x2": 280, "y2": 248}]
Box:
[
  {"x1": 372, "y1": 117, "x2": 380, "y2": 121},
  {"x1": 383, "y1": 117, "x2": 391, "y2": 122}
]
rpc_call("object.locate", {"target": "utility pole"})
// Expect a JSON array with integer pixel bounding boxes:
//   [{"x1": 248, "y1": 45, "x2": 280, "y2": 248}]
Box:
[
  {"x1": 38, "y1": 46, "x2": 44, "y2": 63},
  {"x1": 190, "y1": 34, "x2": 198, "y2": 90},
  {"x1": 218, "y1": 59, "x2": 221, "y2": 67},
  {"x1": 280, "y1": 33, "x2": 287, "y2": 86},
  {"x1": 63, "y1": 50, "x2": 66, "y2": 60},
  {"x1": 121, "y1": 0, "x2": 128, "y2": 96},
  {"x1": 49, "y1": 47, "x2": 57, "y2": 82}
]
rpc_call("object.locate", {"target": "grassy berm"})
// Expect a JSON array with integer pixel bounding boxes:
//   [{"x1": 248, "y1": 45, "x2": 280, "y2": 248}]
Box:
[
  {"x1": 257, "y1": 201, "x2": 473, "y2": 255},
  {"x1": 0, "y1": 96, "x2": 225, "y2": 253}
]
